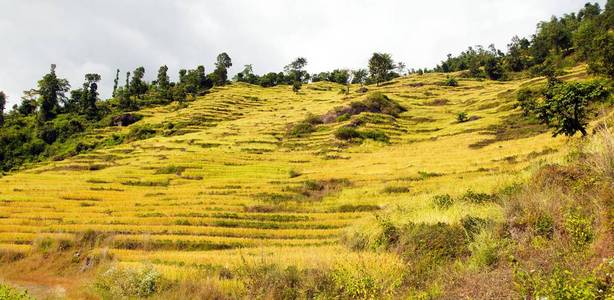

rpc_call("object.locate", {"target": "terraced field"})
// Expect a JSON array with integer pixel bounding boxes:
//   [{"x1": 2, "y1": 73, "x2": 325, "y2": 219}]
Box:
[{"x1": 0, "y1": 66, "x2": 594, "y2": 291}]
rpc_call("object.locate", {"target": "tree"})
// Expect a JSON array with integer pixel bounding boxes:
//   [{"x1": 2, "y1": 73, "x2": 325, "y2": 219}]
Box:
[
  {"x1": 83, "y1": 73, "x2": 101, "y2": 118},
  {"x1": 16, "y1": 89, "x2": 37, "y2": 116},
  {"x1": 212, "y1": 53, "x2": 232, "y2": 86},
  {"x1": 587, "y1": 30, "x2": 614, "y2": 78},
  {"x1": 234, "y1": 64, "x2": 259, "y2": 84},
  {"x1": 119, "y1": 71, "x2": 134, "y2": 110},
  {"x1": 157, "y1": 65, "x2": 171, "y2": 100},
  {"x1": 112, "y1": 69, "x2": 120, "y2": 97},
  {"x1": 351, "y1": 69, "x2": 368, "y2": 85},
  {"x1": 130, "y1": 66, "x2": 147, "y2": 97},
  {"x1": 368, "y1": 53, "x2": 395, "y2": 85},
  {"x1": 484, "y1": 56, "x2": 504, "y2": 80},
  {"x1": 37, "y1": 64, "x2": 70, "y2": 123},
  {"x1": 0, "y1": 91, "x2": 6, "y2": 127},
  {"x1": 396, "y1": 62, "x2": 407, "y2": 76},
  {"x1": 285, "y1": 57, "x2": 308, "y2": 93},
  {"x1": 537, "y1": 80, "x2": 609, "y2": 136}
]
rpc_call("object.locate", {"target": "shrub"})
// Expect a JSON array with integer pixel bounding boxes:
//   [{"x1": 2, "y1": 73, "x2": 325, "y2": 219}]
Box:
[
  {"x1": 334, "y1": 126, "x2": 362, "y2": 141},
  {"x1": 444, "y1": 77, "x2": 458, "y2": 87},
  {"x1": 460, "y1": 189, "x2": 495, "y2": 204},
  {"x1": 382, "y1": 186, "x2": 410, "y2": 194},
  {"x1": 534, "y1": 213, "x2": 555, "y2": 239},
  {"x1": 288, "y1": 169, "x2": 301, "y2": 178},
  {"x1": 460, "y1": 215, "x2": 489, "y2": 240},
  {"x1": 289, "y1": 122, "x2": 315, "y2": 137},
  {"x1": 432, "y1": 194, "x2": 454, "y2": 209},
  {"x1": 456, "y1": 112, "x2": 468, "y2": 123},
  {"x1": 468, "y1": 231, "x2": 500, "y2": 269},
  {"x1": 126, "y1": 125, "x2": 157, "y2": 141},
  {"x1": 155, "y1": 165, "x2": 186, "y2": 175},
  {"x1": 0, "y1": 284, "x2": 33, "y2": 300},
  {"x1": 360, "y1": 130, "x2": 390, "y2": 143},
  {"x1": 564, "y1": 210, "x2": 594, "y2": 249},
  {"x1": 95, "y1": 265, "x2": 163, "y2": 298},
  {"x1": 398, "y1": 222, "x2": 468, "y2": 262}
]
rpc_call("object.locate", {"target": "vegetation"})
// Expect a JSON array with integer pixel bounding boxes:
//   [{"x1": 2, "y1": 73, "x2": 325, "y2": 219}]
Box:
[{"x1": 0, "y1": 3, "x2": 612, "y2": 299}]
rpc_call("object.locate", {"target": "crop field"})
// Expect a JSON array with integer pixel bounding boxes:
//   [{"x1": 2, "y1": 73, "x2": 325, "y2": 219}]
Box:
[{"x1": 0, "y1": 66, "x2": 594, "y2": 293}]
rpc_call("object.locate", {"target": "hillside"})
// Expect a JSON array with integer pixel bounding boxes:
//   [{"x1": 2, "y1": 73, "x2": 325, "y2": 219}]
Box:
[{"x1": 1, "y1": 65, "x2": 611, "y2": 298}]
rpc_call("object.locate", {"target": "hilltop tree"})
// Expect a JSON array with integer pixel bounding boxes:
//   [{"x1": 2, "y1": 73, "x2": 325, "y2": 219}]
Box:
[
  {"x1": 157, "y1": 65, "x2": 171, "y2": 100},
  {"x1": 368, "y1": 53, "x2": 395, "y2": 85},
  {"x1": 37, "y1": 64, "x2": 70, "y2": 123},
  {"x1": 119, "y1": 71, "x2": 134, "y2": 110},
  {"x1": 212, "y1": 53, "x2": 232, "y2": 86},
  {"x1": 130, "y1": 67, "x2": 147, "y2": 97},
  {"x1": 112, "y1": 69, "x2": 120, "y2": 97},
  {"x1": 285, "y1": 57, "x2": 308, "y2": 93},
  {"x1": 83, "y1": 73, "x2": 101, "y2": 118},
  {"x1": 16, "y1": 90, "x2": 37, "y2": 116},
  {"x1": 235, "y1": 64, "x2": 259, "y2": 84},
  {"x1": 0, "y1": 91, "x2": 5, "y2": 127},
  {"x1": 351, "y1": 69, "x2": 368, "y2": 85}
]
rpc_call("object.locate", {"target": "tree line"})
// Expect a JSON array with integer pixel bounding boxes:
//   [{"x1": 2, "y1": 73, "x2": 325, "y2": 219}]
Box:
[{"x1": 434, "y1": 2, "x2": 613, "y2": 80}]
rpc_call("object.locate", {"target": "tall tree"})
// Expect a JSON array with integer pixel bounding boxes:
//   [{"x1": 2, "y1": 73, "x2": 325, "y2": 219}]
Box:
[
  {"x1": 37, "y1": 64, "x2": 70, "y2": 123},
  {"x1": 351, "y1": 69, "x2": 368, "y2": 85},
  {"x1": 130, "y1": 67, "x2": 147, "y2": 97},
  {"x1": 83, "y1": 73, "x2": 101, "y2": 118},
  {"x1": 284, "y1": 57, "x2": 308, "y2": 93},
  {"x1": 157, "y1": 65, "x2": 171, "y2": 99},
  {"x1": 212, "y1": 53, "x2": 232, "y2": 86},
  {"x1": 368, "y1": 53, "x2": 395, "y2": 85},
  {"x1": 112, "y1": 69, "x2": 120, "y2": 97},
  {"x1": 0, "y1": 91, "x2": 6, "y2": 127}
]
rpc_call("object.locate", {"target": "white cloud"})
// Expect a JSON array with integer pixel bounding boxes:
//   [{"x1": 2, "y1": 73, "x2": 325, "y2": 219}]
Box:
[{"x1": 0, "y1": 0, "x2": 602, "y2": 107}]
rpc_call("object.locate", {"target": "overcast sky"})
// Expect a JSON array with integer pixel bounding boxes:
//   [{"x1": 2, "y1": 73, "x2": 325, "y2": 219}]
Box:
[{"x1": 0, "y1": 0, "x2": 603, "y2": 107}]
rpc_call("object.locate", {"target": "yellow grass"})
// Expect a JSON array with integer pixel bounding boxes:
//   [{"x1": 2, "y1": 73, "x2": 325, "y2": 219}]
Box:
[{"x1": 0, "y1": 66, "x2": 596, "y2": 282}]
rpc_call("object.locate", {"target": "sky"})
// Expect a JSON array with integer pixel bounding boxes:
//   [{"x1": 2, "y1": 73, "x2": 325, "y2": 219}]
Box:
[{"x1": 0, "y1": 0, "x2": 604, "y2": 107}]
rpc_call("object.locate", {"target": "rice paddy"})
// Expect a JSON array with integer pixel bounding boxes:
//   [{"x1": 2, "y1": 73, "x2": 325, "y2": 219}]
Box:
[{"x1": 0, "y1": 67, "x2": 591, "y2": 288}]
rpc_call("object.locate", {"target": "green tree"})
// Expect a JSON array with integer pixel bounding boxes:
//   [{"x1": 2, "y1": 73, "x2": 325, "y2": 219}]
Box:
[
  {"x1": 0, "y1": 91, "x2": 5, "y2": 127},
  {"x1": 587, "y1": 30, "x2": 614, "y2": 78},
  {"x1": 16, "y1": 90, "x2": 37, "y2": 116},
  {"x1": 37, "y1": 64, "x2": 70, "y2": 123},
  {"x1": 156, "y1": 65, "x2": 171, "y2": 100},
  {"x1": 112, "y1": 69, "x2": 120, "y2": 97},
  {"x1": 368, "y1": 53, "x2": 395, "y2": 85},
  {"x1": 351, "y1": 69, "x2": 368, "y2": 85},
  {"x1": 212, "y1": 53, "x2": 232, "y2": 86},
  {"x1": 537, "y1": 80, "x2": 609, "y2": 136},
  {"x1": 83, "y1": 73, "x2": 101, "y2": 118},
  {"x1": 130, "y1": 67, "x2": 147, "y2": 97},
  {"x1": 284, "y1": 57, "x2": 308, "y2": 93}
]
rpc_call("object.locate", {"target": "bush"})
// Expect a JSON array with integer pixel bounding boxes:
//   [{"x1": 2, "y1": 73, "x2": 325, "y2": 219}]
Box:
[
  {"x1": 460, "y1": 189, "x2": 495, "y2": 204},
  {"x1": 534, "y1": 213, "x2": 555, "y2": 239},
  {"x1": 95, "y1": 265, "x2": 163, "y2": 298},
  {"x1": 468, "y1": 231, "x2": 500, "y2": 269},
  {"x1": 126, "y1": 125, "x2": 157, "y2": 141},
  {"x1": 398, "y1": 222, "x2": 468, "y2": 262},
  {"x1": 456, "y1": 112, "x2": 468, "y2": 123},
  {"x1": 361, "y1": 130, "x2": 390, "y2": 143},
  {"x1": 334, "y1": 126, "x2": 362, "y2": 141},
  {"x1": 382, "y1": 186, "x2": 410, "y2": 193},
  {"x1": 444, "y1": 77, "x2": 458, "y2": 87},
  {"x1": 564, "y1": 210, "x2": 594, "y2": 249},
  {"x1": 432, "y1": 194, "x2": 454, "y2": 209},
  {"x1": 0, "y1": 284, "x2": 33, "y2": 300},
  {"x1": 289, "y1": 122, "x2": 315, "y2": 137}
]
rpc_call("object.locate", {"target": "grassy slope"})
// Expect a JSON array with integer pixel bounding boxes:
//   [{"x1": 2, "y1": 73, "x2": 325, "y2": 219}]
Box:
[{"x1": 0, "y1": 65, "x2": 602, "y2": 296}]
